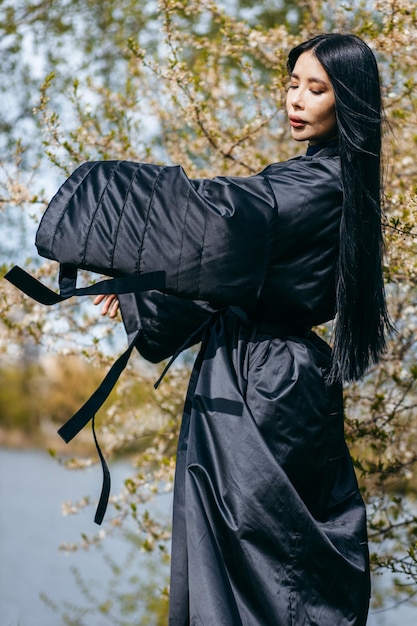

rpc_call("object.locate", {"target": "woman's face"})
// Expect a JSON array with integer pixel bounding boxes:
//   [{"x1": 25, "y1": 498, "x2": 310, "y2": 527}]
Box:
[{"x1": 286, "y1": 51, "x2": 337, "y2": 146}]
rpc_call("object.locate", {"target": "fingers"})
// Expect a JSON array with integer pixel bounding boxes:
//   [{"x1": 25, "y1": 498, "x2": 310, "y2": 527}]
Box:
[
  {"x1": 93, "y1": 294, "x2": 106, "y2": 305},
  {"x1": 93, "y1": 294, "x2": 120, "y2": 318},
  {"x1": 107, "y1": 296, "x2": 120, "y2": 318}
]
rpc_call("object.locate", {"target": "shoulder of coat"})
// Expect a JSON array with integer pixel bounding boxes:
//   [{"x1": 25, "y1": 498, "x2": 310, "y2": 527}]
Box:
[{"x1": 263, "y1": 152, "x2": 340, "y2": 176}]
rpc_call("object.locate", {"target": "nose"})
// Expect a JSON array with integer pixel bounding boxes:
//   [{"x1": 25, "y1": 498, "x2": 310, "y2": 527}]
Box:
[{"x1": 288, "y1": 88, "x2": 304, "y2": 111}]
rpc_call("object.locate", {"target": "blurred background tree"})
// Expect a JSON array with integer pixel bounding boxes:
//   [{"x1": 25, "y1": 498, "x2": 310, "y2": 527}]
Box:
[{"x1": 1, "y1": 0, "x2": 417, "y2": 621}]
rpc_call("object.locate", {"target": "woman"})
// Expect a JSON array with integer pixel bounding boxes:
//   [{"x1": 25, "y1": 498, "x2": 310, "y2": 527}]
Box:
[
  {"x1": 91, "y1": 34, "x2": 390, "y2": 624},
  {"x1": 6, "y1": 33, "x2": 390, "y2": 625}
]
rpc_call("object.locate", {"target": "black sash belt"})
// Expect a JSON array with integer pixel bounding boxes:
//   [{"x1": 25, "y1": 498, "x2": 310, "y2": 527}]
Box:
[
  {"x1": 59, "y1": 332, "x2": 140, "y2": 524},
  {"x1": 4, "y1": 264, "x2": 168, "y2": 525},
  {"x1": 5, "y1": 264, "x2": 166, "y2": 305}
]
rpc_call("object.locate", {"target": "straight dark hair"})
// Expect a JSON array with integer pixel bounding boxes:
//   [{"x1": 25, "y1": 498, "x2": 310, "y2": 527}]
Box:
[{"x1": 287, "y1": 33, "x2": 392, "y2": 382}]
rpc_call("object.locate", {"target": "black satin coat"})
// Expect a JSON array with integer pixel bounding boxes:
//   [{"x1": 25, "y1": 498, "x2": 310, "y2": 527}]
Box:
[{"x1": 35, "y1": 145, "x2": 370, "y2": 625}]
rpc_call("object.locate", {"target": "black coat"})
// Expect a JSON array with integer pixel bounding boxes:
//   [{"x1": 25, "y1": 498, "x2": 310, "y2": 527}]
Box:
[{"x1": 12, "y1": 145, "x2": 371, "y2": 625}]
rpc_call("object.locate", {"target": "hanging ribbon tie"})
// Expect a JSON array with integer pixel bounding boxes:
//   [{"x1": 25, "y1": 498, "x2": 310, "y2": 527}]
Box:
[{"x1": 4, "y1": 264, "x2": 165, "y2": 524}]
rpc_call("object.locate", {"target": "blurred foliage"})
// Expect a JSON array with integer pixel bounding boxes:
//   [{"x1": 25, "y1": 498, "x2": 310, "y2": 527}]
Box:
[
  {"x1": 0, "y1": 353, "x2": 155, "y2": 453},
  {"x1": 40, "y1": 530, "x2": 170, "y2": 625},
  {"x1": 1, "y1": 0, "x2": 417, "y2": 619}
]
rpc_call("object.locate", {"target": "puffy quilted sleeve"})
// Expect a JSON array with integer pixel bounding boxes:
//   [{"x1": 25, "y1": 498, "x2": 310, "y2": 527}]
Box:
[{"x1": 35, "y1": 160, "x2": 277, "y2": 308}]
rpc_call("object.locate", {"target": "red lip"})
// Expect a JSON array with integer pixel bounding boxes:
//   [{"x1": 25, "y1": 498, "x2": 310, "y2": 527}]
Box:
[{"x1": 289, "y1": 116, "x2": 307, "y2": 128}]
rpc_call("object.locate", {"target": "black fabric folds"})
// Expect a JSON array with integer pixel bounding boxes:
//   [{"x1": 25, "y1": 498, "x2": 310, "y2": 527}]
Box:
[
  {"x1": 5, "y1": 147, "x2": 371, "y2": 624},
  {"x1": 168, "y1": 309, "x2": 370, "y2": 625}
]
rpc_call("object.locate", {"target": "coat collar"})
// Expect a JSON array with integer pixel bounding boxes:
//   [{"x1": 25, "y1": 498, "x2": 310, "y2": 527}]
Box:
[{"x1": 306, "y1": 140, "x2": 339, "y2": 157}]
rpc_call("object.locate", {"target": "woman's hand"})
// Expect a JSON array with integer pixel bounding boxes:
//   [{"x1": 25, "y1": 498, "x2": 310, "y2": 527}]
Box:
[{"x1": 93, "y1": 294, "x2": 120, "y2": 318}]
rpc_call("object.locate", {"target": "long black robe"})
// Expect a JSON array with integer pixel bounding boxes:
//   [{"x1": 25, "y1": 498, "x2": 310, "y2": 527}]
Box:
[{"x1": 32, "y1": 145, "x2": 370, "y2": 624}]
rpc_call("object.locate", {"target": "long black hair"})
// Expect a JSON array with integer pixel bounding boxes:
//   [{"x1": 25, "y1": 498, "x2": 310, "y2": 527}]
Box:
[{"x1": 287, "y1": 33, "x2": 392, "y2": 382}]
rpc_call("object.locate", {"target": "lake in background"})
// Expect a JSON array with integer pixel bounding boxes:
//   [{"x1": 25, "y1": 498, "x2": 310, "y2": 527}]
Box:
[
  {"x1": 1, "y1": 447, "x2": 416, "y2": 625},
  {"x1": 0, "y1": 447, "x2": 171, "y2": 625}
]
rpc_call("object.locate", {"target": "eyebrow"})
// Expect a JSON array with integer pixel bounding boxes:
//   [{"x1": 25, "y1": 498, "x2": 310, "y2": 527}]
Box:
[{"x1": 290, "y1": 72, "x2": 329, "y2": 87}]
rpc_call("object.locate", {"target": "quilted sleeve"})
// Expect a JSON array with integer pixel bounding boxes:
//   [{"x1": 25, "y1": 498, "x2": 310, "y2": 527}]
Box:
[{"x1": 35, "y1": 160, "x2": 277, "y2": 308}]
